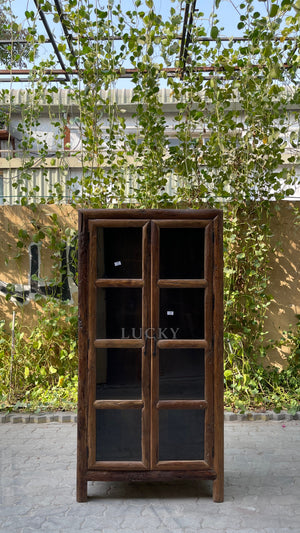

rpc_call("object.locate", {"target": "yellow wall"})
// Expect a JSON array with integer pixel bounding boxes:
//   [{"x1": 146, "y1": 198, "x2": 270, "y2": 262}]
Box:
[
  {"x1": 0, "y1": 203, "x2": 299, "y2": 368},
  {"x1": 264, "y1": 201, "x2": 300, "y2": 368},
  {"x1": 0, "y1": 205, "x2": 77, "y2": 330}
]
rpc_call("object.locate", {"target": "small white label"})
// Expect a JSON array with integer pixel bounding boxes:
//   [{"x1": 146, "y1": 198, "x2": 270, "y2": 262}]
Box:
[
  {"x1": 167, "y1": 310, "x2": 174, "y2": 316},
  {"x1": 114, "y1": 261, "x2": 122, "y2": 267}
]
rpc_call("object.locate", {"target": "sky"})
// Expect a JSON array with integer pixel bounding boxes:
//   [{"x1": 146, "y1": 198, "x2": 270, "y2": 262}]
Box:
[
  {"x1": 14, "y1": 0, "x2": 246, "y2": 39},
  {"x1": 1, "y1": 0, "x2": 276, "y2": 89}
]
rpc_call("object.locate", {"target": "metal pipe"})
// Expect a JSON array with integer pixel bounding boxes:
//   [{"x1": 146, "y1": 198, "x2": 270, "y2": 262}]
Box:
[
  {"x1": 182, "y1": 0, "x2": 197, "y2": 75},
  {"x1": 179, "y1": 0, "x2": 197, "y2": 78},
  {"x1": 179, "y1": 3, "x2": 190, "y2": 64},
  {"x1": 0, "y1": 36, "x2": 298, "y2": 44},
  {"x1": 53, "y1": 0, "x2": 79, "y2": 69},
  {"x1": 0, "y1": 62, "x2": 293, "y2": 78},
  {"x1": 0, "y1": 69, "x2": 78, "y2": 74},
  {"x1": 33, "y1": 0, "x2": 70, "y2": 81}
]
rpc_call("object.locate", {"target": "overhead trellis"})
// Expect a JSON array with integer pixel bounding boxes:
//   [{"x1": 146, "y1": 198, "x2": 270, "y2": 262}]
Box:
[{"x1": 0, "y1": 0, "x2": 298, "y2": 84}]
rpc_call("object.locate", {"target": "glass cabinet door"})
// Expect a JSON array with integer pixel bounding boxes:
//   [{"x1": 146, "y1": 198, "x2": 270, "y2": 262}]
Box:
[
  {"x1": 151, "y1": 220, "x2": 214, "y2": 469},
  {"x1": 87, "y1": 218, "x2": 214, "y2": 471},
  {"x1": 88, "y1": 220, "x2": 150, "y2": 470}
]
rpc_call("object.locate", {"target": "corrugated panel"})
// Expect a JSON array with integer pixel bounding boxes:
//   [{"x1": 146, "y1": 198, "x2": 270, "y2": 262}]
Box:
[
  {"x1": 4, "y1": 88, "x2": 182, "y2": 108},
  {"x1": 2, "y1": 167, "x2": 71, "y2": 204},
  {"x1": 1, "y1": 165, "x2": 180, "y2": 205}
]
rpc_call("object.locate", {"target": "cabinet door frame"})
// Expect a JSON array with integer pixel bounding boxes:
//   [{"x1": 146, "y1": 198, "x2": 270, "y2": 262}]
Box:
[
  {"x1": 87, "y1": 218, "x2": 151, "y2": 471},
  {"x1": 150, "y1": 219, "x2": 214, "y2": 471}
]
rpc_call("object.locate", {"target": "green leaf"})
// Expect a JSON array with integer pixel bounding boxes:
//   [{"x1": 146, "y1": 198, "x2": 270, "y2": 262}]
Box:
[
  {"x1": 290, "y1": 131, "x2": 299, "y2": 148},
  {"x1": 18, "y1": 229, "x2": 29, "y2": 240},
  {"x1": 148, "y1": 44, "x2": 154, "y2": 56},
  {"x1": 210, "y1": 26, "x2": 219, "y2": 39},
  {"x1": 269, "y1": 4, "x2": 279, "y2": 17}
]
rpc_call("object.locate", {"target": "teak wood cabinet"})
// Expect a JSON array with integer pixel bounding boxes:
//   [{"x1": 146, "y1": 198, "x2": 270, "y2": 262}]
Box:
[{"x1": 77, "y1": 209, "x2": 224, "y2": 502}]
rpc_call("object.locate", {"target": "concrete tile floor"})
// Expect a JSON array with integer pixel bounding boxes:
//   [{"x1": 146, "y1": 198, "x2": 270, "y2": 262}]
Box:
[{"x1": 0, "y1": 420, "x2": 299, "y2": 533}]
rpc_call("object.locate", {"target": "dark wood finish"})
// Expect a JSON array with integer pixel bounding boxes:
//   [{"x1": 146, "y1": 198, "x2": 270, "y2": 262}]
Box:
[
  {"x1": 204, "y1": 222, "x2": 214, "y2": 468},
  {"x1": 212, "y1": 214, "x2": 224, "y2": 503},
  {"x1": 89, "y1": 219, "x2": 148, "y2": 228},
  {"x1": 156, "y1": 460, "x2": 212, "y2": 471},
  {"x1": 86, "y1": 469, "x2": 217, "y2": 481},
  {"x1": 157, "y1": 400, "x2": 207, "y2": 409},
  {"x1": 157, "y1": 339, "x2": 208, "y2": 349},
  {"x1": 87, "y1": 223, "x2": 97, "y2": 469},
  {"x1": 94, "y1": 339, "x2": 144, "y2": 349},
  {"x1": 77, "y1": 212, "x2": 89, "y2": 502},
  {"x1": 92, "y1": 461, "x2": 147, "y2": 471},
  {"x1": 142, "y1": 222, "x2": 151, "y2": 468},
  {"x1": 77, "y1": 209, "x2": 223, "y2": 503},
  {"x1": 153, "y1": 219, "x2": 211, "y2": 228},
  {"x1": 157, "y1": 279, "x2": 208, "y2": 288},
  {"x1": 95, "y1": 279, "x2": 144, "y2": 288},
  {"x1": 94, "y1": 400, "x2": 144, "y2": 409},
  {"x1": 150, "y1": 220, "x2": 160, "y2": 469},
  {"x1": 81, "y1": 208, "x2": 221, "y2": 220}
]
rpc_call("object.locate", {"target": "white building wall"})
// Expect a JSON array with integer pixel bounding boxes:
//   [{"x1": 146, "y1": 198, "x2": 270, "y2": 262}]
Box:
[{"x1": 0, "y1": 89, "x2": 299, "y2": 204}]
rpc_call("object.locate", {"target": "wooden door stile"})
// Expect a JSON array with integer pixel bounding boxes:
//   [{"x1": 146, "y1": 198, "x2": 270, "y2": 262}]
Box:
[
  {"x1": 150, "y1": 221, "x2": 160, "y2": 469},
  {"x1": 142, "y1": 222, "x2": 151, "y2": 468},
  {"x1": 204, "y1": 222, "x2": 214, "y2": 468},
  {"x1": 212, "y1": 214, "x2": 224, "y2": 503},
  {"x1": 87, "y1": 223, "x2": 97, "y2": 469}
]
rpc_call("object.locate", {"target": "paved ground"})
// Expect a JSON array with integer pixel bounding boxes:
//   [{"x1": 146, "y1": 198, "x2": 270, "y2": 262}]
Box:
[{"x1": 0, "y1": 420, "x2": 299, "y2": 533}]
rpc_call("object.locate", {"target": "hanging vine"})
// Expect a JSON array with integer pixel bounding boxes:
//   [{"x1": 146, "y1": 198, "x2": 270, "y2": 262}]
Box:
[{"x1": 0, "y1": 0, "x2": 299, "y2": 411}]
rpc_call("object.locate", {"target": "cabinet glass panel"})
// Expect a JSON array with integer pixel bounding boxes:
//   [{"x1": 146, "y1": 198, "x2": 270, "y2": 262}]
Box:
[
  {"x1": 159, "y1": 349, "x2": 205, "y2": 399},
  {"x1": 159, "y1": 410, "x2": 205, "y2": 461},
  {"x1": 97, "y1": 227, "x2": 142, "y2": 279},
  {"x1": 159, "y1": 288, "x2": 205, "y2": 339},
  {"x1": 160, "y1": 228, "x2": 205, "y2": 279},
  {"x1": 96, "y1": 409, "x2": 141, "y2": 461},
  {"x1": 96, "y1": 288, "x2": 142, "y2": 338},
  {"x1": 96, "y1": 348, "x2": 141, "y2": 400}
]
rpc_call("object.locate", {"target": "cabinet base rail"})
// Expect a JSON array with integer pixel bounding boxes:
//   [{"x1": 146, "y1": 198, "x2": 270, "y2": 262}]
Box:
[
  {"x1": 85, "y1": 468, "x2": 217, "y2": 482},
  {"x1": 77, "y1": 469, "x2": 224, "y2": 503}
]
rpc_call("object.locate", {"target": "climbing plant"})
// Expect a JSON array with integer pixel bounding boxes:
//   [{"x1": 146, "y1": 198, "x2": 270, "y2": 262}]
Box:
[{"x1": 0, "y1": 0, "x2": 299, "y2": 410}]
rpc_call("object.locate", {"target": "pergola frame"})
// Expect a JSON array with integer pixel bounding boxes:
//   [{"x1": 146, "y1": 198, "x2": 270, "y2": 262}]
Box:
[{"x1": 0, "y1": 0, "x2": 297, "y2": 84}]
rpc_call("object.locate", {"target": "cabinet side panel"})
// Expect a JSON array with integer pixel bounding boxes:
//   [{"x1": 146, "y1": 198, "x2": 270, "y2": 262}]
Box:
[
  {"x1": 77, "y1": 212, "x2": 89, "y2": 502},
  {"x1": 212, "y1": 213, "x2": 224, "y2": 503}
]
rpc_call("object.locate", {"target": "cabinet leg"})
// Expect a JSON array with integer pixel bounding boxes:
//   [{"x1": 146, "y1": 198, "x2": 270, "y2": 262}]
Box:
[
  {"x1": 77, "y1": 477, "x2": 88, "y2": 502},
  {"x1": 213, "y1": 476, "x2": 224, "y2": 503}
]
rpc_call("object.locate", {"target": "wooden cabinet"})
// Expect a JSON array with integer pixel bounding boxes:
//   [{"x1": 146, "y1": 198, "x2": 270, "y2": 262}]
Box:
[{"x1": 77, "y1": 209, "x2": 223, "y2": 502}]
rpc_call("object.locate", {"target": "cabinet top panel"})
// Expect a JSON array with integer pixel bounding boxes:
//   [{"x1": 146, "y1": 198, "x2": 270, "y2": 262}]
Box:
[{"x1": 79, "y1": 208, "x2": 222, "y2": 223}]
